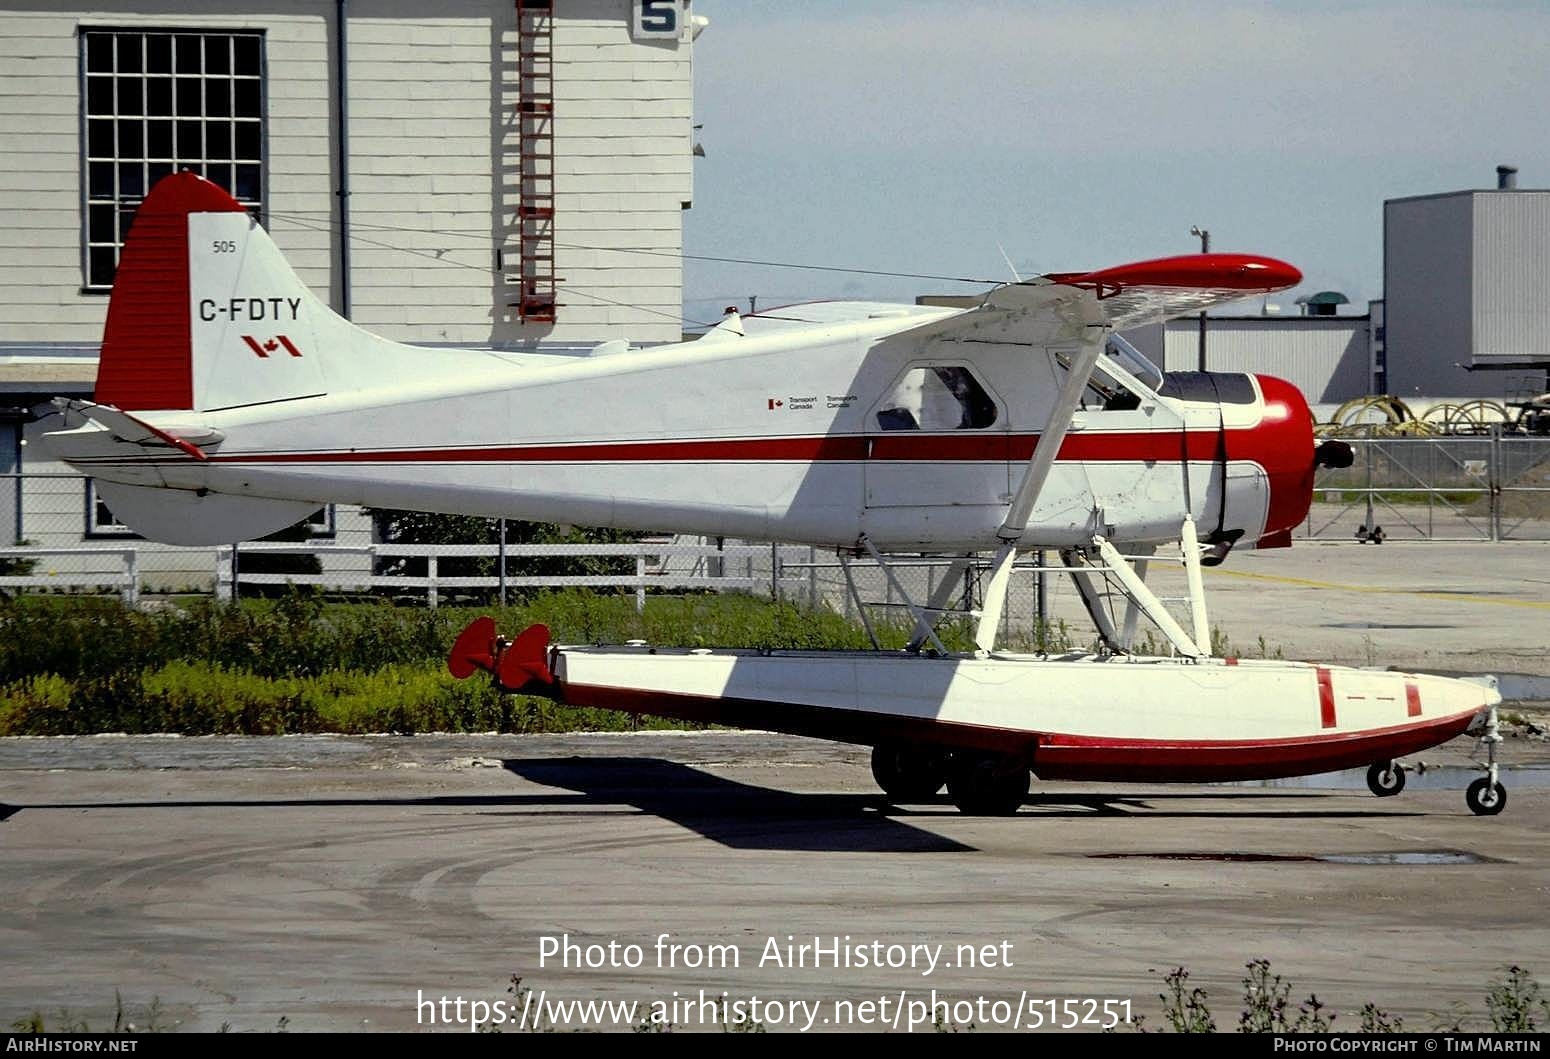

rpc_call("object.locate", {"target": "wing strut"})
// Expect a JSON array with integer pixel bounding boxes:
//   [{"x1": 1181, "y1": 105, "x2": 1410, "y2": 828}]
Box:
[
  {"x1": 974, "y1": 329, "x2": 1106, "y2": 652},
  {"x1": 996, "y1": 337, "x2": 1105, "y2": 544}
]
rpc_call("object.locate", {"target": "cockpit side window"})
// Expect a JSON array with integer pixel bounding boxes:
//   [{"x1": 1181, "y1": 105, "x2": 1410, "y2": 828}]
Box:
[
  {"x1": 876, "y1": 366, "x2": 998, "y2": 431},
  {"x1": 1051, "y1": 349, "x2": 1147, "y2": 412}
]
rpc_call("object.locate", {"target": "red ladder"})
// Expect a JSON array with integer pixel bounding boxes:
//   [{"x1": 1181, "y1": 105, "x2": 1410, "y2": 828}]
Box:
[{"x1": 515, "y1": 0, "x2": 558, "y2": 323}]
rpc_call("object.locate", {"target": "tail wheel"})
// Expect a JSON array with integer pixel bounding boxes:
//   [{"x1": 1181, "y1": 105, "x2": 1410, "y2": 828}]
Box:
[
  {"x1": 1365, "y1": 761, "x2": 1405, "y2": 797},
  {"x1": 945, "y1": 753, "x2": 1030, "y2": 816},
  {"x1": 869, "y1": 743, "x2": 947, "y2": 802},
  {"x1": 1465, "y1": 777, "x2": 1507, "y2": 816}
]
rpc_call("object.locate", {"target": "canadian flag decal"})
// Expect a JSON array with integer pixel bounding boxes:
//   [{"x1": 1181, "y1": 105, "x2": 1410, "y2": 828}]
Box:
[
  {"x1": 767, "y1": 398, "x2": 783, "y2": 410},
  {"x1": 242, "y1": 335, "x2": 303, "y2": 358}
]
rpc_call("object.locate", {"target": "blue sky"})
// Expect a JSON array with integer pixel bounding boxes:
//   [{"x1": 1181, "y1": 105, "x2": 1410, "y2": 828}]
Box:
[{"x1": 682, "y1": 0, "x2": 1550, "y2": 322}]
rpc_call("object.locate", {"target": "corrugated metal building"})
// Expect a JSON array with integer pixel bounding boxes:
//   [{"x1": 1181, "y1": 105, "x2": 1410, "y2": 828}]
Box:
[
  {"x1": 1384, "y1": 176, "x2": 1550, "y2": 399},
  {"x1": 1123, "y1": 315, "x2": 1372, "y2": 404}
]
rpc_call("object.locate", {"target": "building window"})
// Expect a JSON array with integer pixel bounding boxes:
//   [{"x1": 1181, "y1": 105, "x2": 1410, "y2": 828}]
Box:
[
  {"x1": 81, "y1": 28, "x2": 265, "y2": 290},
  {"x1": 875, "y1": 366, "x2": 999, "y2": 431},
  {"x1": 87, "y1": 481, "x2": 335, "y2": 541},
  {"x1": 85, "y1": 479, "x2": 139, "y2": 538}
]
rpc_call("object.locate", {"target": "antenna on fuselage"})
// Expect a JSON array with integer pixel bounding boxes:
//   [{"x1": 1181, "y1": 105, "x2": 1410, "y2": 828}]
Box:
[{"x1": 996, "y1": 242, "x2": 1023, "y2": 283}]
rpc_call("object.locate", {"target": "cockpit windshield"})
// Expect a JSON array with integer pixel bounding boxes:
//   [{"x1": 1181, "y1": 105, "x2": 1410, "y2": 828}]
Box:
[{"x1": 1103, "y1": 334, "x2": 1164, "y2": 393}]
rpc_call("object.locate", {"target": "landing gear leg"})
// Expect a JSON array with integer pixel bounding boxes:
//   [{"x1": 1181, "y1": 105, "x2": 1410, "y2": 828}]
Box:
[
  {"x1": 1365, "y1": 760, "x2": 1405, "y2": 797},
  {"x1": 945, "y1": 752, "x2": 1030, "y2": 816},
  {"x1": 1466, "y1": 703, "x2": 1507, "y2": 816},
  {"x1": 870, "y1": 743, "x2": 947, "y2": 802}
]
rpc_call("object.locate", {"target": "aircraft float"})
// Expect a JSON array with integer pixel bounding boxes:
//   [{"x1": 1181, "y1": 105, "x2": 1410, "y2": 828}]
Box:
[{"x1": 47, "y1": 173, "x2": 1507, "y2": 816}]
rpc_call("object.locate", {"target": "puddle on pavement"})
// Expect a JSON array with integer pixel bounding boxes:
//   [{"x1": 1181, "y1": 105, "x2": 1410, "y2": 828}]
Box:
[
  {"x1": 1088, "y1": 850, "x2": 1496, "y2": 866},
  {"x1": 1228, "y1": 765, "x2": 1550, "y2": 791},
  {"x1": 1321, "y1": 622, "x2": 1458, "y2": 630}
]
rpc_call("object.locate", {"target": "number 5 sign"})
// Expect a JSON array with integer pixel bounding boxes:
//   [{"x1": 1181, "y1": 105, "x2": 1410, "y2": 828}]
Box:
[{"x1": 632, "y1": 0, "x2": 682, "y2": 39}]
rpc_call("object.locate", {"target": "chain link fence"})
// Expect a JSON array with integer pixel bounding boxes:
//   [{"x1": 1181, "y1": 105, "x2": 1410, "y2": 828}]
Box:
[
  {"x1": 1302, "y1": 434, "x2": 1550, "y2": 541},
  {"x1": 2, "y1": 439, "x2": 1547, "y2": 612}
]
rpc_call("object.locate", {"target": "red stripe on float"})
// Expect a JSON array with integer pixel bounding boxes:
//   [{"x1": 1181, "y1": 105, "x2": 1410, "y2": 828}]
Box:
[
  {"x1": 1316, "y1": 667, "x2": 1337, "y2": 729},
  {"x1": 1405, "y1": 681, "x2": 1422, "y2": 718}
]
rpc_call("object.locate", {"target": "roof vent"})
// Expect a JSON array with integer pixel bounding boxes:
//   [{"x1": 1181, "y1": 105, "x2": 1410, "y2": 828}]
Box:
[{"x1": 1497, "y1": 165, "x2": 1518, "y2": 190}]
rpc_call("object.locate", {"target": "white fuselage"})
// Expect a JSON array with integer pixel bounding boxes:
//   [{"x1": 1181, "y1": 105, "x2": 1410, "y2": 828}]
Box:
[{"x1": 58, "y1": 306, "x2": 1291, "y2": 551}]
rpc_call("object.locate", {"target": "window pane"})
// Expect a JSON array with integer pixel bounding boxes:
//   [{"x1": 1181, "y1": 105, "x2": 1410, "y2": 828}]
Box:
[
  {"x1": 117, "y1": 162, "x2": 143, "y2": 199},
  {"x1": 117, "y1": 77, "x2": 142, "y2": 116},
  {"x1": 233, "y1": 36, "x2": 260, "y2": 76},
  {"x1": 145, "y1": 77, "x2": 172, "y2": 116},
  {"x1": 205, "y1": 121, "x2": 230, "y2": 159},
  {"x1": 175, "y1": 77, "x2": 201, "y2": 117},
  {"x1": 233, "y1": 78, "x2": 260, "y2": 117},
  {"x1": 175, "y1": 119, "x2": 201, "y2": 159},
  {"x1": 86, "y1": 33, "x2": 113, "y2": 73},
  {"x1": 146, "y1": 119, "x2": 172, "y2": 158},
  {"x1": 234, "y1": 121, "x2": 260, "y2": 161},
  {"x1": 204, "y1": 36, "x2": 230, "y2": 75},
  {"x1": 117, "y1": 119, "x2": 142, "y2": 158},
  {"x1": 146, "y1": 34, "x2": 172, "y2": 74},
  {"x1": 116, "y1": 34, "x2": 141, "y2": 74},
  {"x1": 235, "y1": 163, "x2": 261, "y2": 201},
  {"x1": 876, "y1": 367, "x2": 997, "y2": 431},
  {"x1": 88, "y1": 203, "x2": 115, "y2": 243},
  {"x1": 175, "y1": 35, "x2": 200, "y2": 74},
  {"x1": 86, "y1": 76, "x2": 113, "y2": 114},
  {"x1": 88, "y1": 161, "x2": 114, "y2": 197},
  {"x1": 82, "y1": 31, "x2": 265, "y2": 292},
  {"x1": 87, "y1": 118, "x2": 113, "y2": 157},
  {"x1": 205, "y1": 78, "x2": 230, "y2": 118},
  {"x1": 89, "y1": 246, "x2": 117, "y2": 287}
]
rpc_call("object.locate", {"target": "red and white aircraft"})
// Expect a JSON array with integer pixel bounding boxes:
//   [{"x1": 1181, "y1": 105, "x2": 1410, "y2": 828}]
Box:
[{"x1": 47, "y1": 173, "x2": 1507, "y2": 816}]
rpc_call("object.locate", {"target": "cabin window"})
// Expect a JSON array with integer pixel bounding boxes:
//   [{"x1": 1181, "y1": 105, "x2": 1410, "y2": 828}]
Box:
[
  {"x1": 876, "y1": 366, "x2": 998, "y2": 431},
  {"x1": 81, "y1": 28, "x2": 266, "y2": 290},
  {"x1": 1052, "y1": 350, "x2": 1146, "y2": 412}
]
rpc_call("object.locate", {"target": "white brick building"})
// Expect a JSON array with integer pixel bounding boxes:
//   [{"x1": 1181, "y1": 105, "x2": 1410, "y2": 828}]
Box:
[{"x1": 0, "y1": 0, "x2": 701, "y2": 583}]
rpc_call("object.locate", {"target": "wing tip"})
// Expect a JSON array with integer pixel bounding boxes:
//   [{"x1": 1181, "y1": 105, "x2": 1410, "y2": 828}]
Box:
[{"x1": 1049, "y1": 253, "x2": 1302, "y2": 294}]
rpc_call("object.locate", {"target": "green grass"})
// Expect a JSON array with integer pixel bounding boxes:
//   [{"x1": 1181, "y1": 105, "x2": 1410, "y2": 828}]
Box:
[
  {"x1": 0, "y1": 589, "x2": 996, "y2": 736},
  {"x1": 1315, "y1": 488, "x2": 1484, "y2": 506}
]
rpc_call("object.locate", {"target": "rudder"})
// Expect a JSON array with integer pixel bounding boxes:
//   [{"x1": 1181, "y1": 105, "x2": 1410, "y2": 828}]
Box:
[{"x1": 97, "y1": 171, "x2": 347, "y2": 414}]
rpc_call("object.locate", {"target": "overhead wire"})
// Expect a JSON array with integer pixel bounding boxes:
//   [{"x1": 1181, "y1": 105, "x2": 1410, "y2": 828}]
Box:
[
  {"x1": 269, "y1": 213, "x2": 715, "y2": 328},
  {"x1": 263, "y1": 210, "x2": 1002, "y2": 293}
]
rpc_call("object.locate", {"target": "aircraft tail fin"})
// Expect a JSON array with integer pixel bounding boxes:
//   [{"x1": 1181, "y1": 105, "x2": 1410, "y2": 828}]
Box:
[{"x1": 97, "y1": 171, "x2": 408, "y2": 414}]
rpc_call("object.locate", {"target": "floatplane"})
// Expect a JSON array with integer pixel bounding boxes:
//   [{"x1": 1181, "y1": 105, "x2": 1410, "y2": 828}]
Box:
[{"x1": 47, "y1": 172, "x2": 1506, "y2": 815}]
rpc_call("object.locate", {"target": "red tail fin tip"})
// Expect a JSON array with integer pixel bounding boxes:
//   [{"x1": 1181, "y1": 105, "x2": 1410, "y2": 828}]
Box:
[{"x1": 96, "y1": 172, "x2": 247, "y2": 412}]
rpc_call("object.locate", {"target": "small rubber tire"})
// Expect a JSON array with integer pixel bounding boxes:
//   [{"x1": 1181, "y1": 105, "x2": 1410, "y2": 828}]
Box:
[
  {"x1": 945, "y1": 754, "x2": 1030, "y2": 816},
  {"x1": 1465, "y1": 777, "x2": 1506, "y2": 817},
  {"x1": 870, "y1": 743, "x2": 947, "y2": 802},
  {"x1": 1366, "y1": 761, "x2": 1406, "y2": 797}
]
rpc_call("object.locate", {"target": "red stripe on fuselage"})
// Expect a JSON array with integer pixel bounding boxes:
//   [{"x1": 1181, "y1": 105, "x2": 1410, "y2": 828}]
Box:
[{"x1": 209, "y1": 428, "x2": 1251, "y2": 466}]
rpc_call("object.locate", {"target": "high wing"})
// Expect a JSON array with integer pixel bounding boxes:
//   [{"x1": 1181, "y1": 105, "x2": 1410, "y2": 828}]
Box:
[
  {"x1": 891, "y1": 252, "x2": 1303, "y2": 649},
  {"x1": 1043, "y1": 253, "x2": 1301, "y2": 330},
  {"x1": 905, "y1": 252, "x2": 1301, "y2": 347}
]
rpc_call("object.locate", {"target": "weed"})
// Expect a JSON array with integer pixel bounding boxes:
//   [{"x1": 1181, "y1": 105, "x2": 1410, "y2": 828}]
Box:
[
  {"x1": 1238, "y1": 959, "x2": 1293, "y2": 1032},
  {"x1": 1358, "y1": 1003, "x2": 1404, "y2": 1033},
  {"x1": 1486, "y1": 965, "x2": 1548, "y2": 1032},
  {"x1": 931, "y1": 1011, "x2": 977, "y2": 1033},
  {"x1": 1160, "y1": 967, "x2": 1215, "y2": 1032}
]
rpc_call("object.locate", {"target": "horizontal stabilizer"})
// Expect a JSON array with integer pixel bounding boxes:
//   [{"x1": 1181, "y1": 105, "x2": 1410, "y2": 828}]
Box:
[{"x1": 50, "y1": 399, "x2": 220, "y2": 461}]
